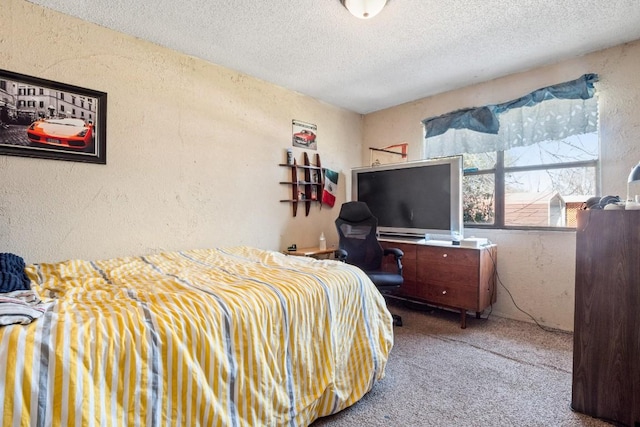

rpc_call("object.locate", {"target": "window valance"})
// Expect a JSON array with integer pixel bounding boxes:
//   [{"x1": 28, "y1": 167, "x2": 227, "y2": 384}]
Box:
[{"x1": 422, "y1": 74, "x2": 599, "y2": 158}]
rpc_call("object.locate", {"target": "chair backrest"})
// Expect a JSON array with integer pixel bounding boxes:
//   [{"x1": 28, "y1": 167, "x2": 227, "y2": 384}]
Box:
[{"x1": 335, "y1": 201, "x2": 384, "y2": 272}]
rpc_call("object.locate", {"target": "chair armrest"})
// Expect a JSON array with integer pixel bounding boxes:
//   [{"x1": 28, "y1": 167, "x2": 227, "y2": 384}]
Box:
[
  {"x1": 383, "y1": 248, "x2": 404, "y2": 259},
  {"x1": 383, "y1": 248, "x2": 404, "y2": 275},
  {"x1": 335, "y1": 248, "x2": 348, "y2": 262}
]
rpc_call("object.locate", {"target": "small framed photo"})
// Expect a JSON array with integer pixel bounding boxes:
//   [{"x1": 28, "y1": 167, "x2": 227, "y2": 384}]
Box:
[{"x1": 0, "y1": 69, "x2": 107, "y2": 164}]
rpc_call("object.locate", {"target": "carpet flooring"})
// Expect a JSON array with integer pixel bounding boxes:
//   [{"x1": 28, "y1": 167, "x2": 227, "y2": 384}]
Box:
[{"x1": 312, "y1": 302, "x2": 611, "y2": 427}]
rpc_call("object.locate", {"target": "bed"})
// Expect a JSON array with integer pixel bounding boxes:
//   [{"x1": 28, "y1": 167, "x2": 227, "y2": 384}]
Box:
[{"x1": 0, "y1": 246, "x2": 393, "y2": 426}]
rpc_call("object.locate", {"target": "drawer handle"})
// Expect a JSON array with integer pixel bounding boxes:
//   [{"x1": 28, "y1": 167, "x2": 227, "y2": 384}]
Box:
[
  {"x1": 442, "y1": 290, "x2": 447, "y2": 295},
  {"x1": 442, "y1": 253, "x2": 447, "y2": 258}
]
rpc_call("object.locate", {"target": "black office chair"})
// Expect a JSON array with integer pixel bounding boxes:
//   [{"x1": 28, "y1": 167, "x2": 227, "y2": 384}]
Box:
[{"x1": 335, "y1": 201, "x2": 404, "y2": 326}]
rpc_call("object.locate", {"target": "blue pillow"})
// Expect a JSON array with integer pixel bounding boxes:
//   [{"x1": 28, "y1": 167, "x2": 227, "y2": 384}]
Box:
[{"x1": 0, "y1": 253, "x2": 31, "y2": 292}]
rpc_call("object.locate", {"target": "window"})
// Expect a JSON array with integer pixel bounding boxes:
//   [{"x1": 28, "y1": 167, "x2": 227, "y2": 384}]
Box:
[
  {"x1": 423, "y1": 74, "x2": 599, "y2": 229},
  {"x1": 462, "y1": 133, "x2": 597, "y2": 228}
]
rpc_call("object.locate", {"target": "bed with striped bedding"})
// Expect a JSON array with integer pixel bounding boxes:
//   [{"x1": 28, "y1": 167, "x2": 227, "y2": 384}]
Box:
[{"x1": 0, "y1": 246, "x2": 393, "y2": 426}]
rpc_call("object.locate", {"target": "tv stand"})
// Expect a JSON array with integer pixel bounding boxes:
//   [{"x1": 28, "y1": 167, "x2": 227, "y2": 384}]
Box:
[{"x1": 380, "y1": 239, "x2": 497, "y2": 328}]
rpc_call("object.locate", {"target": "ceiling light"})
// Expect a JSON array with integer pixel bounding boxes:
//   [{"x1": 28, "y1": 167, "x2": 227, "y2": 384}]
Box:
[{"x1": 341, "y1": 0, "x2": 388, "y2": 19}]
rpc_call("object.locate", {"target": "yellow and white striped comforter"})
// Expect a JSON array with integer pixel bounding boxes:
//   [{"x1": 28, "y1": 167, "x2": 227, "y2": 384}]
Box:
[{"x1": 0, "y1": 247, "x2": 393, "y2": 426}]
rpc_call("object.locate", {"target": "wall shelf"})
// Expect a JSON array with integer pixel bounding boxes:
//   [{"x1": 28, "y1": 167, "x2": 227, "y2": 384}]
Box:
[{"x1": 279, "y1": 152, "x2": 324, "y2": 217}]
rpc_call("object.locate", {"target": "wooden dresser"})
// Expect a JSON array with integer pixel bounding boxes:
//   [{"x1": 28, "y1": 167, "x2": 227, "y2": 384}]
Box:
[
  {"x1": 572, "y1": 210, "x2": 640, "y2": 426},
  {"x1": 380, "y1": 240, "x2": 497, "y2": 328}
]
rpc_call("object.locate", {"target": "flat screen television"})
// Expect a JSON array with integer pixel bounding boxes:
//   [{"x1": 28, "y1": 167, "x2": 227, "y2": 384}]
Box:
[{"x1": 352, "y1": 156, "x2": 463, "y2": 241}]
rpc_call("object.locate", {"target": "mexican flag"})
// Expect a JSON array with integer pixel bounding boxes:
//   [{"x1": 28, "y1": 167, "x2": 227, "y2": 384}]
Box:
[{"x1": 322, "y1": 169, "x2": 339, "y2": 207}]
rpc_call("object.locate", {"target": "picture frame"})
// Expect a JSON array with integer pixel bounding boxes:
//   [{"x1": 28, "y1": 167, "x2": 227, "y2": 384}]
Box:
[
  {"x1": 292, "y1": 119, "x2": 317, "y2": 150},
  {"x1": 0, "y1": 69, "x2": 107, "y2": 164}
]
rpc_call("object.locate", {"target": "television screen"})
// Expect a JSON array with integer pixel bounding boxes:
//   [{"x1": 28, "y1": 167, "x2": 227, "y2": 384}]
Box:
[{"x1": 352, "y1": 156, "x2": 463, "y2": 240}]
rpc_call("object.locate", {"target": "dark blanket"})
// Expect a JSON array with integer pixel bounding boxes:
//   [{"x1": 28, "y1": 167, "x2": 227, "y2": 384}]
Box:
[{"x1": 0, "y1": 253, "x2": 31, "y2": 293}]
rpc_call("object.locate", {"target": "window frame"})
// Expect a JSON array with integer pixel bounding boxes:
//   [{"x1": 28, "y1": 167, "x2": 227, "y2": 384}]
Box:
[{"x1": 464, "y1": 152, "x2": 599, "y2": 231}]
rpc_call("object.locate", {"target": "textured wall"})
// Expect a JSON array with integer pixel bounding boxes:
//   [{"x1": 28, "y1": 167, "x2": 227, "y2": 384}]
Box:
[
  {"x1": 0, "y1": 0, "x2": 362, "y2": 263},
  {"x1": 363, "y1": 40, "x2": 640, "y2": 330}
]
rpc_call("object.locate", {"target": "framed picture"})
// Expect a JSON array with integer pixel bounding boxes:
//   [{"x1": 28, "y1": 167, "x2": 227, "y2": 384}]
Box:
[
  {"x1": 0, "y1": 69, "x2": 107, "y2": 164},
  {"x1": 292, "y1": 119, "x2": 317, "y2": 150}
]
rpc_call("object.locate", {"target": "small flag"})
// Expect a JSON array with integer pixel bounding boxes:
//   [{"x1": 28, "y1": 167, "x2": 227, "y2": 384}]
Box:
[{"x1": 322, "y1": 169, "x2": 339, "y2": 207}]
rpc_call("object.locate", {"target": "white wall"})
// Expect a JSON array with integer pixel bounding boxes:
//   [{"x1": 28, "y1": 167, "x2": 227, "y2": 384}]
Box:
[
  {"x1": 0, "y1": 0, "x2": 362, "y2": 263},
  {"x1": 362, "y1": 40, "x2": 640, "y2": 331}
]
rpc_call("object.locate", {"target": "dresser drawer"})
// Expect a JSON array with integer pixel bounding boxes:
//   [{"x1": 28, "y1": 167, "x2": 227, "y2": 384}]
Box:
[
  {"x1": 417, "y1": 263, "x2": 479, "y2": 288},
  {"x1": 414, "y1": 282, "x2": 478, "y2": 310},
  {"x1": 417, "y1": 245, "x2": 479, "y2": 267}
]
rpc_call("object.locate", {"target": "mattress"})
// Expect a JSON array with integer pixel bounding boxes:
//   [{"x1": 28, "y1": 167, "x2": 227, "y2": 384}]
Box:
[{"x1": 0, "y1": 246, "x2": 393, "y2": 426}]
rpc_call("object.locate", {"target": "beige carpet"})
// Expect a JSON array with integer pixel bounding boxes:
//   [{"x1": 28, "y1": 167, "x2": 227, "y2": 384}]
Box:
[{"x1": 312, "y1": 302, "x2": 611, "y2": 427}]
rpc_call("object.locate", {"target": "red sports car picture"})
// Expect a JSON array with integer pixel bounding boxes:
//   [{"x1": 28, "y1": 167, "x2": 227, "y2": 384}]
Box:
[
  {"x1": 27, "y1": 118, "x2": 94, "y2": 151},
  {"x1": 293, "y1": 129, "x2": 316, "y2": 146}
]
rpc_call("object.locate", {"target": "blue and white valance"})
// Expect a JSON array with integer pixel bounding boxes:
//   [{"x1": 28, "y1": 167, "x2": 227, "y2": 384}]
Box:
[{"x1": 422, "y1": 74, "x2": 599, "y2": 158}]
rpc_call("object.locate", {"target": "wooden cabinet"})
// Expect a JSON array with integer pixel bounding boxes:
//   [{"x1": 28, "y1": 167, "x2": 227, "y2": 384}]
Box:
[
  {"x1": 572, "y1": 210, "x2": 640, "y2": 426},
  {"x1": 279, "y1": 152, "x2": 323, "y2": 217},
  {"x1": 381, "y1": 240, "x2": 497, "y2": 328}
]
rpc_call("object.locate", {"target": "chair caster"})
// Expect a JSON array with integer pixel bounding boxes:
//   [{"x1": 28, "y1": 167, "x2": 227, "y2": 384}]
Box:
[{"x1": 392, "y1": 314, "x2": 402, "y2": 327}]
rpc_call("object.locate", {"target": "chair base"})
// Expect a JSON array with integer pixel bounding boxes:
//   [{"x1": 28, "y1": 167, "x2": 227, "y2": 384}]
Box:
[{"x1": 392, "y1": 313, "x2": 402, "y2": 327}]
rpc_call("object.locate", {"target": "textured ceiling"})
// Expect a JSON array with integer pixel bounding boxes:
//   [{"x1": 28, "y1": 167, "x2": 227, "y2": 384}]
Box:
[{"x1": 26, "y1": 0, "x2": 640, "y2": 114}]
